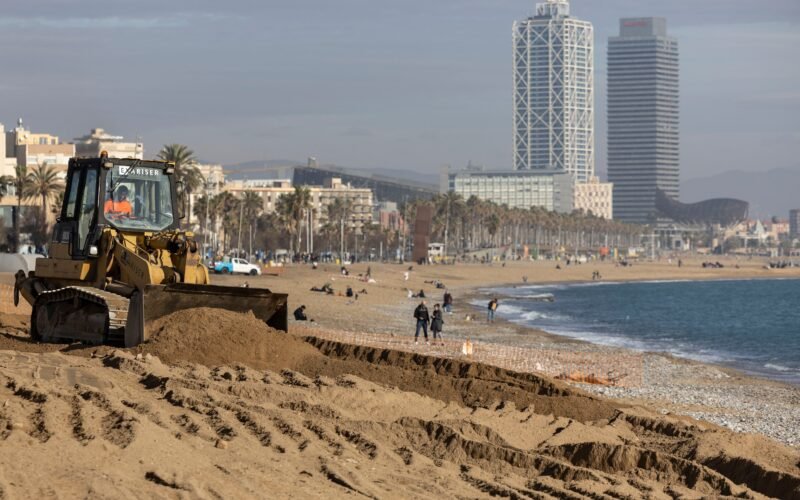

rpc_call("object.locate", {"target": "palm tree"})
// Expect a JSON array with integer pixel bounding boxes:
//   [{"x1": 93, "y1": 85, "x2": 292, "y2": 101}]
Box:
[
  {"x1": 286, "y1": 186, "x2": 312, "y2": 255},
  {"x1": 0, "y1": 175, "x2": 12, "y2": 200},
  {"x1": 0, "y1": 175, "x2": 11, "y2": 248},
  {"x1": 11, "y1": 165, "x2": 32, "y2": 252},
  {"x1": 208, "y1": 191, "x2": 240, "y2": 254},
  {"x1": 438, "y1": 192, "x2": 465, "y2": 256},
  {"x1": 193, "y1": 194, "x2": 212, "y2": 232},
  {"x1": 51, "y1": 191, "x2": 64, "y2": 217},
  {"x1": 157, "y1": 144, "x2": 198, "y2": 182},
  {"x1": 241, "y1": 191, "x2": 263, "y2": 257},
  {"x1": 25, "y1": 162, "x2": 64, "y2": 244},
  {"x1": 275, "y1": 192, "x2": 298, "y2": 254},
  {"x1": 271, "y1": 188, "x2": 309, "y2": 256},
  {"x1": 157, "y1": 144, "x2": 202, "y2": 224},
  {"x1": 326, "y1": 196, "x2": 353, "y2": 258}
]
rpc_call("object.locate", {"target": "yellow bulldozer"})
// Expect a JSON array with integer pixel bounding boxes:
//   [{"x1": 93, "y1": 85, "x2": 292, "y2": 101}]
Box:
[{"x1": 14, "y1": 155, "x2": 288, "y2": 347}]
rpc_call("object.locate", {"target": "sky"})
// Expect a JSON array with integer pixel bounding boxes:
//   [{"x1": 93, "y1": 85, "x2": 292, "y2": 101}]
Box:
[{"x1": 1, "y1": 0, "x2": 798, "y2": 182}]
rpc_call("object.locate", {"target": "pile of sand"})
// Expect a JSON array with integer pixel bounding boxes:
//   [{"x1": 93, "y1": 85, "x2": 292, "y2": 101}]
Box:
[
  {"x1": 139, "y1": 309, "x2": 619, "y2": 423},
  {"x1": 139, "y1": 307, "x2": 320, "y2": 370}
]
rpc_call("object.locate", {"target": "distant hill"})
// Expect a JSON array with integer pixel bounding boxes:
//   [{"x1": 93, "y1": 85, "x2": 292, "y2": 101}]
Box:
[{"x1": 680, "y1": 167, "x2": 800, "y2": 219}]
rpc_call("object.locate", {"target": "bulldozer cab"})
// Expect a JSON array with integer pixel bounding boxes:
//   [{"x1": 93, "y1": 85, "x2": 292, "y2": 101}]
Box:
[{"x1": 54, "y1": 157, "x2": 181, "y2": 258}]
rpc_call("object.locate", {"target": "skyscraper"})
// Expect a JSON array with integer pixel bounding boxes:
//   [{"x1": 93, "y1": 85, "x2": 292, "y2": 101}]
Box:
[
  {"x1": 512, "y1": 0, "x2": 594, "y2": 182},
  {"x1": 607, "y1": 18, "x2": 679, "y2": 224}
]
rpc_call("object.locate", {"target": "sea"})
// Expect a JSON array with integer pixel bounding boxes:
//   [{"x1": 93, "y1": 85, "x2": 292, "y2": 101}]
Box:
[{"x1": 481, "y1": 279, "x2": 800, "y2": 385}]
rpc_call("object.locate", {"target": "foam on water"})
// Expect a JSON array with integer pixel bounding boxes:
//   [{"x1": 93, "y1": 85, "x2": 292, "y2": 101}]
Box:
[{"x1": 481, "y1": 279, "x2": 800, "y2": 385}]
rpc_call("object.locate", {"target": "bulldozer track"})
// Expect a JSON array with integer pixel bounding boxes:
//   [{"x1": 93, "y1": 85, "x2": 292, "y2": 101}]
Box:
[{"x1": 34, "y1": 286, "x2": 130, "y2": 344}]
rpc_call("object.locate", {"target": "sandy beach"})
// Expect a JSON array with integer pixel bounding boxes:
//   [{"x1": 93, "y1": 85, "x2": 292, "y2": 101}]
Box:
[{"x1": 0, "y1": 257, "x2": 798, "y2": 498}]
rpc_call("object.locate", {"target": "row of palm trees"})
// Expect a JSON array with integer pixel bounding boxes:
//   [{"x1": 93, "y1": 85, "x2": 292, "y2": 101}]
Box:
[
  {"x1": 194, "y1": 184, "x2": 394, "y2": 259},
  {"x1": 411, "y1": 193, "x2": 643, "y2": 258},
  {"x1": 191, "y1": 188, "x2": 643, "y2": 261}
]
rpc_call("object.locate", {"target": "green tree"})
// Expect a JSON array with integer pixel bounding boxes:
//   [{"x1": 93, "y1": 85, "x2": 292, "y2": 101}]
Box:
[
  {"x1": 11, "y1": 165, "x2": 33, "y2": 252},
  {"x1": 193, "y1": 194, "x2": 212, "y2": 232},
  {"x1": 25, "y1": 162, "x2": 64, "y2": 245},
  {"x1": 326, "y1": 196, "x2": 354, "y2": 257},
  {"x1": 157, "y1": 144, "x2": 202, "y2": 224},
  {"x1": 0, "y1": 175, "x2": 12, "y2": 200},
  {"x1": 434, "y1": 192, "x2": 465, "y2": 256},
  {"x1": 209, "y1": 191, "x2": 240, "y2": 254},
  {"x1": 275, "y1": 193, "x2": 297, "y2": 254},
  {"x1": 51, "y1": 191, "x2": 64, "y2": 217},
  {"x1": 241, "y1": 191, "x2": 263, "y2": 256},
  {"x1": 292, "y1": 186, "x2": 312, "y2": 254},
  {"x1": 275, "y1": 186, "x2": 312, "y2": 256}
]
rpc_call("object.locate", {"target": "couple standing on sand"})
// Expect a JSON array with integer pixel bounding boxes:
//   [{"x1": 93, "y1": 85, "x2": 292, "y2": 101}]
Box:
[{"x1": 413, "y1": 300, "x2": 444, "y2": 345}]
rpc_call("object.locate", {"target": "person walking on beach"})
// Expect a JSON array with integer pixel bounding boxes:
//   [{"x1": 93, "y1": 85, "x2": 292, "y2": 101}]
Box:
[
  {"x1": 443, "y1": 290, "x2": 453, "y2": 314},
  {"x1": 431, "y1": 304, "x2": 444, "y2": 345},
  {"x1": 413, "y1": 300, "x2": 430, "y2": 345},
  {"x1": 487, "y1": 297, "x2": 498, "y2": 323}
]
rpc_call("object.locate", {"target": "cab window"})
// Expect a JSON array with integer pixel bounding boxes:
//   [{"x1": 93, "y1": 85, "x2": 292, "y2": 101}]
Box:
[
  {"x1": 64, "y1": 169, "x2": 81, "y2": 219},
  {"x1": 103, "y1": 164, "x2": 175, "y2": 231},
  {"x1": 77, "y1": 169, "x2": 98, "y2": 251}
]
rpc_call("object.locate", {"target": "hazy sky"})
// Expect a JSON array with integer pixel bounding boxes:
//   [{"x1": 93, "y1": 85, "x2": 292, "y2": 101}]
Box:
[{"x1": 1, "y1": 0, "x2": 798, "y2": 181}]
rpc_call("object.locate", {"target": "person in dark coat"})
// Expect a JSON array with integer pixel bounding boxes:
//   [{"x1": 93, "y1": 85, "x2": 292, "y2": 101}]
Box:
[
  {"x1": 443, "y1": 290, "x2": 453, "y2": 314},
  {"x1": 413, "y1": 300, "x2": 430, "y2": 344},
  {"x1": 293, "y1": 305, "x2": 309, "y2": 321},
  {"x1": 431, "y1": 304, "x2": 444, "y2": 345},
  {"x1": 487, "y1": 297, "x2": 498, "y2": 323}
]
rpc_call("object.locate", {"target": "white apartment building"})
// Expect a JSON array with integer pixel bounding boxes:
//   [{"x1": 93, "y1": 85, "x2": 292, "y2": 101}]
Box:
[
  {"x1": 223, "y1": 178, "x2": 373, "y2": 232},
  {"x1": 3, "y1": 119, "x2": 73, "y2": 175}
]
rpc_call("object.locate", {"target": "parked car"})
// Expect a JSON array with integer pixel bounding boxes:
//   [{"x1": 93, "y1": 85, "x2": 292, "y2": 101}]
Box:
[{"x1": 213, "y1": 257, "x2": 262, "y2": 276}]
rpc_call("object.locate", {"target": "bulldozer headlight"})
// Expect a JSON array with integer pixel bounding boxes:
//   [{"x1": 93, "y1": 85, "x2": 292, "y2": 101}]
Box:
[{"x1": 89, "y1": 245, "x2": 99, "y2": 257}]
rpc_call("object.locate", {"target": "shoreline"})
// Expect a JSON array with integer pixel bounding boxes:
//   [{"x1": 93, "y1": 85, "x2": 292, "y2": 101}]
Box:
[
  {"x1": 463, "y1": 276, "x2": 800, "y2": 389},
  {"x1": 380, "y1": 265, "x2": 797, "y2": 447},
  {"x1": 451, "y1": 276, "x2": 799, "y2": 447}
]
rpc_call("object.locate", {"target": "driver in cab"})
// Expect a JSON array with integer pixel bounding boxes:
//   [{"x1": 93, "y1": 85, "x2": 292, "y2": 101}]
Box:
[{"x1": 104, "y1": 185, "x2": 132, "y2": 218}]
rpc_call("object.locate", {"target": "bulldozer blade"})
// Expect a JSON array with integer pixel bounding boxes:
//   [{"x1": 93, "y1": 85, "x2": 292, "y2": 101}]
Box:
[{"x1": 125, "y1": 283, "x2": 288, "y2": 347}]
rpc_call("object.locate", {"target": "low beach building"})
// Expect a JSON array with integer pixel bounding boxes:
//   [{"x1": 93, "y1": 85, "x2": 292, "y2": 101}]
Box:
[{"x1": 447, "y1": 168, "x2": 574, "y2": 213}]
